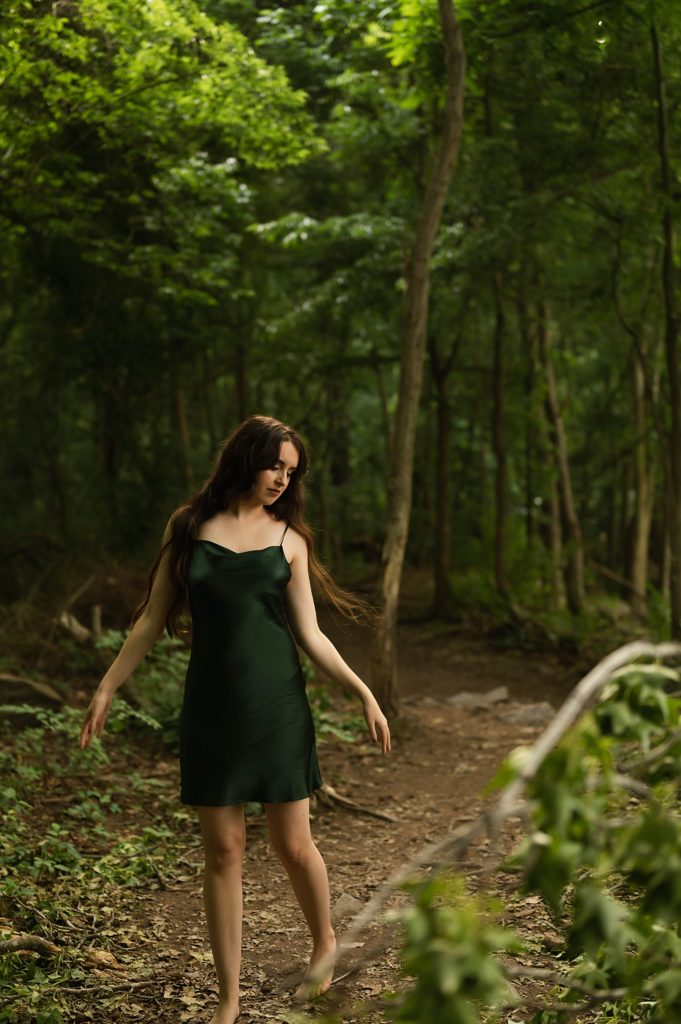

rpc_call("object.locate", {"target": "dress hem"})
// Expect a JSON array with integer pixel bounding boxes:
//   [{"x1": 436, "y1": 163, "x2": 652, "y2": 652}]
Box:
[{"x1": 180, "y1": 781, "x2": 323, "y2": 807}]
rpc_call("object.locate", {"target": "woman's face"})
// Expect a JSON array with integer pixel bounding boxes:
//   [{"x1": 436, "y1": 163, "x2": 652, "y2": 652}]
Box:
[{"x1": 255, "y1": 439, "x2": 299, "y2": 506}]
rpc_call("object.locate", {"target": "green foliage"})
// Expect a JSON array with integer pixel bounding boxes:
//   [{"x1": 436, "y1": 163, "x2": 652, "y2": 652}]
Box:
[
  {"x1": 94, "y1": 627, "x2": 186, "y2": 746},
  {"x1": 384, "y1": 873, "x2": 523, "y2": 1023},
  {"x1": 300, "y1": 653, "x2": 367, "y2": 745},
  {"x1": 0, "y1": 700, "x2": 192, "y2": 1022},
  {"x1": 0, "y1": 699, "x2": 160, "y2": 777},
  {"x1": 299, "y1": 654, "x2": 681, "y2": 1024},
  {"x1": 490, "y1": 660, "x2": 681, "y2": 1021}
]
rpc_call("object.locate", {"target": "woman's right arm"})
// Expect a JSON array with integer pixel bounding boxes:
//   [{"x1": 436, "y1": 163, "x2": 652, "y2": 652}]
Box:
[{"x1": 79, "y1": 514, "x2": 178, "y2": 750}]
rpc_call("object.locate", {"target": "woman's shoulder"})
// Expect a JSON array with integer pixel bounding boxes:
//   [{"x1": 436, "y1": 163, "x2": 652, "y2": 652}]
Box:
[
  {"x1": 282, "y1": 521, "x2": 306, "y2": 549},
  {"x1": 162, "y1": 504, "x2": 193, "y2": 544}
]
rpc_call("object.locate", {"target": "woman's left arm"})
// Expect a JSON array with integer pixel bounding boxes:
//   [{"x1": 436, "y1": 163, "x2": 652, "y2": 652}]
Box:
[{"x1": 284, "y1": 531, "x2": 391, "y2": 753}]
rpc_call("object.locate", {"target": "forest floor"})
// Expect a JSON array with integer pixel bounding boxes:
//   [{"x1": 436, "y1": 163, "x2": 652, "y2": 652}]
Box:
[{"x1": 3, "y1": 570, "x2": 600, "y2": 1024}]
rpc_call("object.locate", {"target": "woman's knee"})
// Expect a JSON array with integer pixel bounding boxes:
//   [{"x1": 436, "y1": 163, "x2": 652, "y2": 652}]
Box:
[
  {"x1": 204, "y1": 831, "x2": 245, "y2": 872},
  {"x1": 198, "y1": 806, "x2": 246, "y2": 872},
  {"x1": 269, "y1": 833, "x2": 314, "y2": 867}
]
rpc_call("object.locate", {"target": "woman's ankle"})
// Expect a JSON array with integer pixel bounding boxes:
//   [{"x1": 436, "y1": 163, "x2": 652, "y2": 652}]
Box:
[{"x1": 312, "y1": 927, "x2": 336, "y2": 948}]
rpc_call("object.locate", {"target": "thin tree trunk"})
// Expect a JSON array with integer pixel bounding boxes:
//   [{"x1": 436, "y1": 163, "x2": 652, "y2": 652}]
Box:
[
  {"x1": 483, "y1": 77, "x2": 510, "y2": 601},
  {"x1": 519, "y1": 282, "x2": 562, "y2": 605},
  {"x1": 611, "y1": 233, "x2": 660, "y2": 618},
  {"x1": 491, "y1": 268, "x2": 510, "y2": 598},
  {"x1": 616, "y1": 459, "x2": 630, "y2": 585},
  {"x1": 477, "y1": 392, "x2": 487, "y2": 538},
  {"x1": 663, "y1": 512, "x2": 672, "y2": 598},
  {"x1": 651, "y1": 18, "x2": 681, "y2": 638},
  {"x1": 537, "y1": 298, "x2": 585, "y2": 614},
  {"x1": 606, "y1": 481, "x2": 617, "y2": 568},
  {"x1": 369, "y1": 0, "x2": 465, "y2": 719},
  {"x1": 630, "y1": 339, "x2": 654, "y2": 617},
  {"x1": 517, "y1": 281, "x2": 537, "y2": 551},
  {"x1": 372, "y1": 352, "x2": 392, "y2": 468},
  {"x1": 548, "y1": 475, "x2": 566, "y2": 609},
  {"x1": 432, "y1": 373, "x2": 454, "y2": 614},
  {"x1": 427, "y1": 314, "x2": 464, "y2": 618}
]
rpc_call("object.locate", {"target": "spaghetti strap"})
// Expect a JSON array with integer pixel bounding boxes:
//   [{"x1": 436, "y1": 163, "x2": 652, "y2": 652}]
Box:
[{"x1": 280, "y1": 521, "x2": 289, "y2": 546}]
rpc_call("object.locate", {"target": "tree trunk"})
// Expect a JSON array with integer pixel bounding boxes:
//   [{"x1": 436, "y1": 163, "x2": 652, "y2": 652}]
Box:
[
  {"x1": 369, "y1": 0, "x2": 465, "y2": 719},
  {"x1": 630, "y1": 339, "x2": 654, "y2": 618},
  {"x1": 548, "y1": 475, "x2": 566, "y2": 609},
  {"x1": 616, "y1": 459, "x2": 631, "y2": 584},
  {"x1": 427, "y1": 315, "x2": 464, "y2": 618},
  {"x1": 518, "y1": 281, "x2": 563, "y2": 605},
  {"x1": 372, "y1": 347, "x2": 392, "y2": 468},
  {"x1": 491, "y1": 268, "x2": 510, "y2": 598},
  {"x1": 651, "y1": 18, "x2": 681, "y2": 638},
  {"x1": 517, "y1": 282, "x2": 537, "y2": 551},
  {"x1": 537, "y1": 298, "x2": 585, "y2": 614}
]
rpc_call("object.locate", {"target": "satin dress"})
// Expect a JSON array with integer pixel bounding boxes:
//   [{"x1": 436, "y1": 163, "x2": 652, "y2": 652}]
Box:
[{"x1": 179, "y1": 521, "x2": 323, "y2": 805}]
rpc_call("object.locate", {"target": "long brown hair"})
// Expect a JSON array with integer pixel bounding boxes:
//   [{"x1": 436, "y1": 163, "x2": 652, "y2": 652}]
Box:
[{"x1": 130, "y1": 414, "x2": 378, "y2": 638}]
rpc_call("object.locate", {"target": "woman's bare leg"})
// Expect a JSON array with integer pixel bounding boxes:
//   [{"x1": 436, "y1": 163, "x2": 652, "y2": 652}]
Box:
[
  {"x1": 264, "y1": 798, "x2": 336, "y2": 998},
  {"x1": 197, "y1": 804, "x2": 246, "y2": 1024}
]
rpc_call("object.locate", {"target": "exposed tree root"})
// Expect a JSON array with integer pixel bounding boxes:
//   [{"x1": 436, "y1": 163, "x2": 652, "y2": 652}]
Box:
[{"x1": 313, "y1": 782, "x2": 398, "y2": 821}]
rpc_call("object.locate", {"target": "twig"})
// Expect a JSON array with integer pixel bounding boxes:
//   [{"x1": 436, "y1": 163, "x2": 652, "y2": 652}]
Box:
[
  {"x1": 504, "y1": 962, "x2": 628, "y2": 999},
  {"x1": 621, "y1": 723, "x2": 681, "y2": 772}
]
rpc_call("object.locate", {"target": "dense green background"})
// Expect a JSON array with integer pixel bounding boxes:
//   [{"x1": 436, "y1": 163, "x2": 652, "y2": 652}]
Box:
[{"x1": 2, "y1": 0, "x2": 679, "y2": 637}]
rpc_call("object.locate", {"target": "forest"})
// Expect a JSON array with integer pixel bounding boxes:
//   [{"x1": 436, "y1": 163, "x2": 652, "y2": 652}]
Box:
[{"x1": 3, "y1": 1, "x2": 681, "y2": 1023}]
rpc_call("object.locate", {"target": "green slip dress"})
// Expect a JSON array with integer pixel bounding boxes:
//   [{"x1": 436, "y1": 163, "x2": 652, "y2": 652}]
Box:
[{"x1": 179, "y1": 520, "x2": 323, "y2": 806}]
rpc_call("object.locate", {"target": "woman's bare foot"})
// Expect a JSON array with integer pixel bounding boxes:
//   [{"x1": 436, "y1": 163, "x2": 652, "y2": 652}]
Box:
[
  {"x1": 209, "y1": 997, "x2": 240, "y2": 1024},
  {"x1": 293, "y1": 931, "x2": 337, "y2": 1001}
]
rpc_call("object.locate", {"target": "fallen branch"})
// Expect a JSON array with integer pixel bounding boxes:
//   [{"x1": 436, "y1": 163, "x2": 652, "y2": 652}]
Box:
[
  {"x1": 0, "y1": 934, "x2": 60, "y2": 956},
  {"x1": 0, "y1": 672, "x2": 62, "y2": 703},
  {"x1": 503, "y1": 961, "x2": 628, "y2": 1000},
  {"x1": 56, "y1": 609, "x2": 91, "y2": 641}
]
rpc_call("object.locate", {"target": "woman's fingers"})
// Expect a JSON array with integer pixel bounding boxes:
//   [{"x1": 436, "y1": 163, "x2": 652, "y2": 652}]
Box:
[
  {"x1": 381, "y1": 722, "x2": 390, "y2": 753},
  {"x1": 79, "y1": 695, "x2": 109, "y2": 749},
  {"x1": 79, "y1": 717, "x2": 91, "y2": 749},
  {"x1": 367, "y1": 710, "x2": 391, "y2": 753}
]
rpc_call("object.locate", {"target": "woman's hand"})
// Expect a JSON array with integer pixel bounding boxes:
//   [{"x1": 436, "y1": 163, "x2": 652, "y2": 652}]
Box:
[
  {"x1": 362, "y1": 694, "x2": 391, "y2": 754},
  {"x1": 79, "y1": 686, "x2": 114, "y2": 750}
]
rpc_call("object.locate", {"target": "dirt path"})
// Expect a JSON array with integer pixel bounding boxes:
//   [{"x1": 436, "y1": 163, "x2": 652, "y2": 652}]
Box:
[{"x1": 130, "y1": 611, "x2": 574, "y2": 1024}]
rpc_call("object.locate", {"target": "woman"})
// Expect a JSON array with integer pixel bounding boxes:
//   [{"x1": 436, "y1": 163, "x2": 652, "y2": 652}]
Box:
[{"x1": 79, "y1": 414, "x2": 391, "y2": 1024}]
